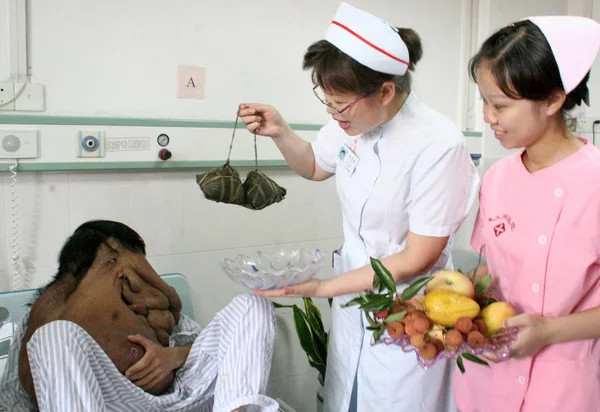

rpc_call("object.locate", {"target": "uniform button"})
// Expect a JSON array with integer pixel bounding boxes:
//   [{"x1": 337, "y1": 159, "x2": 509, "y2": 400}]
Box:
[
  {"x1": 554, "y1": 188, "x2": 563, "y2": 197},
  {"x1": 532, "y1": 283, "x2": 540, "y2": 293},
  {"x1": 538, "y1": 235, "x2": 547, "y2": 245},
  {"x1": 518, "y1": 376, "x2": 526, "y2": 384}
]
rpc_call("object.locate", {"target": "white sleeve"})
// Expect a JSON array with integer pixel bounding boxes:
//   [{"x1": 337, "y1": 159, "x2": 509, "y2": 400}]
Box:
[
  {"x1": 407, "y1": 140, "x2": 480, "y2": 237},
  {"x1": 310, "y1": 120, "x2": 344, "y2": 174}
]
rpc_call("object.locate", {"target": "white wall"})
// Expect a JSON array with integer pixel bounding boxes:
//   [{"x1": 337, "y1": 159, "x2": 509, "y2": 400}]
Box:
[
  {"x1": 21, "y1": 0, "x2": 466, "y2": 124},
  {"x1": 0, "y1": 1, "x2": 597, "y2": 411}
]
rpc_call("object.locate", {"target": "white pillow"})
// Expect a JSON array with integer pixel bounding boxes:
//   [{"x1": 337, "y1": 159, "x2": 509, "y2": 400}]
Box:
[{"x1": 0, "y1": 322, "x2": 16, "y2": 380}]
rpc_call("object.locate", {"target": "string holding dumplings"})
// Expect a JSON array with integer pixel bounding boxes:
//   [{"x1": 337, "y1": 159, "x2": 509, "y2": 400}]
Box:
[{"x1": 196, "y1": 113, "x2": 286, "y2": 210}]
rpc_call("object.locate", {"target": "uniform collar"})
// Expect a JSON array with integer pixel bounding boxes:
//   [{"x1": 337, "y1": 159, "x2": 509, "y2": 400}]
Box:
[{"x1": 378, "y1": 91, "x2": 417, "y2": 135}]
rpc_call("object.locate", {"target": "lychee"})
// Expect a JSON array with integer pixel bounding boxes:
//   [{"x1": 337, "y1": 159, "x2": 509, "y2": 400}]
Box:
[
  {"x1": 414, "y1": 316, "x2": 431, "y2": 333},
  {"x1": 410, "y1": 333, "x2": 426, "y2": 349},
  {"x1": 467, "y1": 330, "x2": 489, "y2": 348},
  {"x1": 473, "y1": 319, "x2": 487, "y2": 335},
  {"x1": 445, "y1": 329, "x2": 464, "y2": 348},
  {"x1": 390, "y1": 304, "x2": 405, "y2": 314},
  {"x1": 386, "y1": 322, "x2": 405, "y2": 340},
  {"x1": 402, "y1": 313, "x2": 416, "y2": 324},
  {"x1": 455, "y1": 317, "x2": 473, "y2": 334},
  {"x1": 430, "y1": 338, "x2": 445, "y2": 353},
  {"x1": 375, "y1": 309, "x2": 389, "y2": 320},
  {"x1": 404, "y1": 322, "x2": 417, "y2": 337},
  {"x1": 419, "y1": 343, "x2": 438, "y2": 361}
]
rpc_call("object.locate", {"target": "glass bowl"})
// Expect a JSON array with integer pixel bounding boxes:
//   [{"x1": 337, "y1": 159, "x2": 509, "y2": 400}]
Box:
[
  {"x1": 220, "y1": 248, "x2": 327, "y2": 290},
  {"x1": 374, "y1": 327, "x2": 519, "y2": 369}
]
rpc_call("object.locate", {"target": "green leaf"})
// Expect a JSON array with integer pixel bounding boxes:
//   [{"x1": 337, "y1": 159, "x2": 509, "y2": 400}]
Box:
[
  {"x1": 364, "y1": 313, "x2": 379, "y2": 328},
  {"x1": 373, "y1": 274, "x2": 381, "y2": 291},
  {"x1": 477, "y1": 296, "x2": 497, "y2": 307},
  {"x1": 401, "y1": 276, "x2": 433, "y2": 301},
  {"x1": 462, "y1": 353, "x2": 490, "y2": 368},
  {"x1": 456, "y1": 355, "x2": 466, "y2": 374},
  {"x1": 304, "y1": 298, "x2": 326, "y2": 345},
  {"x1": 292, "y1": 306, "x2": 324, "y2": 366},
  {"x1": 474, "y1": 274, "x2": 493, "y2": 296},
  {"x1": 384, "y1": 310, "x2": 407, "y2": 324},
  {"x1": 308, "y1": 358, "x2": 326, "y2": 379},
  {"x1": 272, "y1": 301, "x2": 294, "y2": 309},
  {"x1": 327, "y1": 297, "x2": 333, "y2": 308},
  {"x1": 358, "y1": 296, "x2": 394, "y2": 311},
  {"x1": 370, "y1": 257, "x2": 397, "y2": 294},
  {"x1": 366, "y1": 325, "x2": 383, "y2": 331},
  {"x1": 340, "y1": 296, "x2": 366, "y2": 308},
  {"x1": 373, "y1": 326, "x2": 385, "y2": 342}
]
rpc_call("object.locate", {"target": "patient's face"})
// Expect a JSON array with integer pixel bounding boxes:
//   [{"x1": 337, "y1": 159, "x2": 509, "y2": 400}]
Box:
[{"x1": 76, "y1": 239, "x2": 176, "y2": 340}]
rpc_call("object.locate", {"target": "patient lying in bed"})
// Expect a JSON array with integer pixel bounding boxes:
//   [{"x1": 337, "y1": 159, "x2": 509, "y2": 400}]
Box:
[{"x1": 0, "y1": 220, "x2": 279, "y2": 412}]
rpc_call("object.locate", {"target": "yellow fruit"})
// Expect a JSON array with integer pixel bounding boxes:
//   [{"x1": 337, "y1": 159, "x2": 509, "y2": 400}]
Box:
[
  {"x1": 480, "y1": 301, "x2": 516, "y2": 336},
  {"x1": 422, "y1": 290, "x2": 480, "y2": 327}
]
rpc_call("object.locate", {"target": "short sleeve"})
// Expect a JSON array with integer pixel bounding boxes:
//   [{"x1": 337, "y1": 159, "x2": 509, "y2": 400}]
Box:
[
  {"x1": 408, "y1": 140, "x2": 480, "y2": 237},
  {"x1": 470, "y1": 186, "x2": 487, "y2": 255},
  {"x1": 310, "y1": 120, "x2": 345, "y2": 174}
]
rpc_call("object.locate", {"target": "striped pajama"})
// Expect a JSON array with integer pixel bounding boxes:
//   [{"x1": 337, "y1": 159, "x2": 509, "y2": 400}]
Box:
[{"x1": 0, "y1": 293, "x2": 278, "y2": 412}]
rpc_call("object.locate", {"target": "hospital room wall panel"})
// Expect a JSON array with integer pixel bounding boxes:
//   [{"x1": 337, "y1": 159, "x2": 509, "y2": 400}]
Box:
[
  {"x1": 0, "y1": 271, "x2": 7, "y2": 291},
  {"x1": 127, "y1": 172, "x2": 188, "y2": 256},
  {"x1": 0, "y1": 178, "x2": 6, "y2": 273},
  {"x1": 1, "y1": 173, "x2": 71, "y2": 288},
  {"x1": 68, "y1": 173, "x2": 133, "y2": 230}
]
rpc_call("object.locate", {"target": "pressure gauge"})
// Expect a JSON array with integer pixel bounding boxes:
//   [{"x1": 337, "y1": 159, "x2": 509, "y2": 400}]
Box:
[{"x1": 157, "y1": 133, "x2": 170, "y2": 147}]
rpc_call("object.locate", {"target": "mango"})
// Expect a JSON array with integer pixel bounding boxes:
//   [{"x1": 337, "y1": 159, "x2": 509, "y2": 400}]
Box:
[
  {"x1": 422, "y1": 289, "x2": 480, "y2": 327},
  {"x1": 479, "y1": 301, "x2": 516, "y2": 336}
]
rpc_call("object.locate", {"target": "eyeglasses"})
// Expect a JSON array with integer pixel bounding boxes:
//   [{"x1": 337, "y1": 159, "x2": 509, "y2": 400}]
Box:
[{"x1": 312, "y1": 85, "x2": 372, "y2": 115}]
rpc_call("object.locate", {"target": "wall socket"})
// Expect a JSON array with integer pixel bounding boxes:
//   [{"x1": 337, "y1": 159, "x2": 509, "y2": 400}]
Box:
[{"x1": 576, "y1": 117, "x2": 596, "y2": 134}]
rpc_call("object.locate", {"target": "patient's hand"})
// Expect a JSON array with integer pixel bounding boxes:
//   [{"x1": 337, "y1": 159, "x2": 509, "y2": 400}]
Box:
[{"x1": 125, "y1": 334, "x2": 190, "y2": 392}]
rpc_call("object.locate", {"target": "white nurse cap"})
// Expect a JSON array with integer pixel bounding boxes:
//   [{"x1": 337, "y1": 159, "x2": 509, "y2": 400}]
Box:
[
  {"x1": 325, "y1": 2, "x2": 409, "y2": 76},
  {"x1": 527, "y1": 16, "x2": 600, "y2": 94}
]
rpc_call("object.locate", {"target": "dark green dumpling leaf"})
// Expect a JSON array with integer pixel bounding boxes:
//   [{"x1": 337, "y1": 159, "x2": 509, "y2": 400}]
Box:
[
  {"x1": 242, "y1": 170, "x2": 286, "y2": 210},
  {"x1": 196, "y1": 164, "x2": 246, "y2": 206}
]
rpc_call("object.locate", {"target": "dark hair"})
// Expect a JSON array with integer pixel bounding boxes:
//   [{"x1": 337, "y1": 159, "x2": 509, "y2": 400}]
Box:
[
  {"x1": 303, "y1": 28, "x2": 423, "y2": 96},
  {"x1": 469, "y1": 20, "x2": 590, "y2": 111},
  {"x1": 29, "y1": 220, "x2": 145, "y2": 305}
]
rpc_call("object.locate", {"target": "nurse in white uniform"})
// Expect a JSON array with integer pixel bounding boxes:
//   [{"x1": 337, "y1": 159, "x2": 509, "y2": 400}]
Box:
[{"x1": 239, "y1": 3, "x2": 478, "y2": 411}]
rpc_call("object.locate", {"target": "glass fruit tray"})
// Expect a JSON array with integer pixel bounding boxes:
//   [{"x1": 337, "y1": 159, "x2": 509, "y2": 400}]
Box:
[
  {"x1": 375, "y1": 326, "x2": 519, "y2": 369},
  {"x1": 221, "y1": 248, "x2": 326, "y2": 290}
]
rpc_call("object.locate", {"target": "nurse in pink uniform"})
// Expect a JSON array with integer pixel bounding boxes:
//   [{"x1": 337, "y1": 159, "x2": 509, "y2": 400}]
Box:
[{"x1": 452, "y1": 16, "x2": 600, "y2": 412}]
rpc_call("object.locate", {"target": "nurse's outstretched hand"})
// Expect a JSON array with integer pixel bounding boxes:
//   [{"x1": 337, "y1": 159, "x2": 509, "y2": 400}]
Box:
[
  {"x1": 238, "y1": 103, "x2": 292, "y2": 139},
  {"x1": 252, "y1": 278, "x2": 326, "y2": 298}
]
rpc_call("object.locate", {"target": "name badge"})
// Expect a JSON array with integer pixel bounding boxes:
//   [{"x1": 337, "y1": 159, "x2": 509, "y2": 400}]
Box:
[{"x1": 337, "y1": 144, "x2": 359, "y2": 174}]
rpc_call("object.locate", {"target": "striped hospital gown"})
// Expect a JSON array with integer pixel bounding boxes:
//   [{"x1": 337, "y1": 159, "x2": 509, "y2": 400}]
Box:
[{"x1": 0, "y1": 293, "x2": 279, "y2": 412}]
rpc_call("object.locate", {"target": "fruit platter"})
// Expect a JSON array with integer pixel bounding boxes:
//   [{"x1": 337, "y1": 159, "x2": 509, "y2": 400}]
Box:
[{"x1": 342, "y1": 257, "x2": 519, "y2": 373}]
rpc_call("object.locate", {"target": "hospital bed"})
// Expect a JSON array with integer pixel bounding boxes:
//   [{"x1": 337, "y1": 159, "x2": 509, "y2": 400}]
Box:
[{"x1": 0, "y1": 273, "x2": 296, "y2": 412}]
